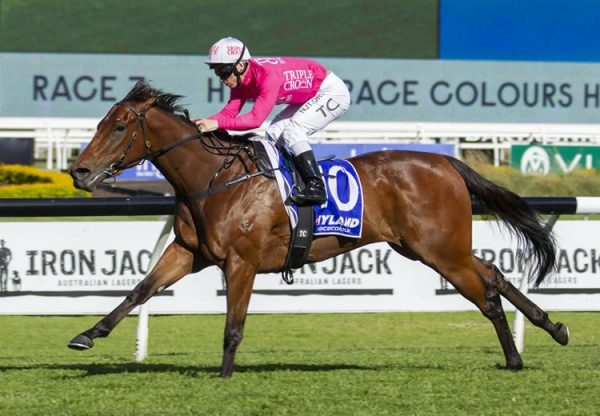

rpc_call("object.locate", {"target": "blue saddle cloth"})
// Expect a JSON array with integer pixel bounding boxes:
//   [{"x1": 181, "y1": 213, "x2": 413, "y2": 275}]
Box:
[{"x1": 280, "y1": 157, "x2": 364, "y2": 238}]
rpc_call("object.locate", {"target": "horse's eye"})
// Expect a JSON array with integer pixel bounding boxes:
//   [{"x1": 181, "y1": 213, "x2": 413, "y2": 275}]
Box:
[{"x1": 115, "y1": 125, "x2": 126, "y2": 132}]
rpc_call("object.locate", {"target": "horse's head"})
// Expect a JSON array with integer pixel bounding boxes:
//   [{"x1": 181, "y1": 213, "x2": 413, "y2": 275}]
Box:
[{"x1": 70, "y1": 80, "x2": 189, "y2": 191}]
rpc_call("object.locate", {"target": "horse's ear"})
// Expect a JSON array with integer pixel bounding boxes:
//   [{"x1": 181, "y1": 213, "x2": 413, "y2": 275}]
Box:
[
  {"x1": 139, "y1": 96, "x2": 158, "y2": 112},
  {"x1": 136, "y1": 97, "x2": 158, "y2": 113}
]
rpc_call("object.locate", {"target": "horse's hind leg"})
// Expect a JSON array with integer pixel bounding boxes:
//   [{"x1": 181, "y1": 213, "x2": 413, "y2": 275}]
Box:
[
  {"x1": 474, "y1": 258, "x2": 569, "y2": 346},
  {"x1": 442, "y1": 263, "x2": 523, "y2": 370},
  {"x1": 388, "y1": 244, "x2": 522, "y2": 370},
  {"x1": 68, "y1": 241, "x2": 202, "y2": 350}
]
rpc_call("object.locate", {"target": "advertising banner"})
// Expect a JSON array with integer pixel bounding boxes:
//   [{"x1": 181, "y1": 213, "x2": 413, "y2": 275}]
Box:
[
  {"x1": 0, "y1": 220, "x2": 598, "y2": 314},
  {"x1": 2, "y1": 53, "x2": 600, "y2": 123},
  {"x1": 512, "y1": 144, "x2": 600, "y2": 174}
]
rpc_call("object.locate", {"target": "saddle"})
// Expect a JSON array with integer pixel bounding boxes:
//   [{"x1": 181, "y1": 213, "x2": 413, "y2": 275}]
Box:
[{"x1": 245, "y1": 134, "x2": 276, "y2": 180}]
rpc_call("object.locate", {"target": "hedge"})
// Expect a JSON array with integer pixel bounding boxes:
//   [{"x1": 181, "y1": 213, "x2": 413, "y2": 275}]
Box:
[
  {"x1": 473, "y1": 163, "x2": 600, "y2": 196},
  {"x1": 0, "y1": 165, "x2": 89, "y2": 198}
]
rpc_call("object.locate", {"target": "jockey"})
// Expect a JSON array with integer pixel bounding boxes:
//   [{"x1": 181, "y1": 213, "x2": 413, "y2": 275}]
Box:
[{"x1": 195, "y1": 37, "x2": 351, "y2": 206}]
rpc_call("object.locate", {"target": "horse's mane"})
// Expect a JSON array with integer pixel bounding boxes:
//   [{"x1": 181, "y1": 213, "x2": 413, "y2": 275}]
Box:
[
  {"x1": 121, "y1": 80, "x2": 252, "y2": 143},
  {"x1": 121, "y1": 80, "x2": 195, "y2": 127}
]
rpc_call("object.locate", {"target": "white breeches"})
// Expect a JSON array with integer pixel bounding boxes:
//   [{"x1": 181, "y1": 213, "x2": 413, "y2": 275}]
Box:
[{"x1": 265, "y1": 72, "x2": 351, "y2": 156}]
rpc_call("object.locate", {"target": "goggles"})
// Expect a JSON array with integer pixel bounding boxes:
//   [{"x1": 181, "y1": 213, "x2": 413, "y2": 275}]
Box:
[
  {"x1": 209, "y1": 44, "x2": 247, "y2": 81},
  {"x1": 211, "y1": 64, "x2": 235, "y2": 80}
]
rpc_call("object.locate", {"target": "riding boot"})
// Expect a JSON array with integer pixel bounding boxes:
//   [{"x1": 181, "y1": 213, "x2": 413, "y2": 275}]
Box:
[{"x1": 291, "y1": 150, "x2": 327, "y2": 206}]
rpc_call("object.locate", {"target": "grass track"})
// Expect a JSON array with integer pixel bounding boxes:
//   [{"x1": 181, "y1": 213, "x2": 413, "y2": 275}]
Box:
[{"x1": 0, "y1": 312, "x2": 599, "y2": 415}]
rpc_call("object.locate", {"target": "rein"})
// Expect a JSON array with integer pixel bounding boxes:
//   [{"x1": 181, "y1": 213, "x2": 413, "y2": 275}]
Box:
[
  {"x1": 183, "y1": 170, "x2": 268, "y2": 201},
  {"x1": 105, "y1": 104, "x2": 276, "y2": 200}
]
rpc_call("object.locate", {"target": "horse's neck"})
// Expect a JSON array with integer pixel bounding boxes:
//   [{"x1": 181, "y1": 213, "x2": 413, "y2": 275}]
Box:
[{"x1": 148, "y1": 119, "x2": 230, "y2": 197}]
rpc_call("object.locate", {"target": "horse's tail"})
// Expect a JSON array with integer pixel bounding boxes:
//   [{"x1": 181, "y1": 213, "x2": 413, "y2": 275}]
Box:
[{"x1": 445, "y1": 156, "x2": 556, "y2": 287}]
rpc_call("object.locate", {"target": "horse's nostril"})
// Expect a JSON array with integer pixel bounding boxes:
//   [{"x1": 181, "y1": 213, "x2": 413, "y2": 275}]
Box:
[{"x1": 71, "y1": 168, "x2": 91, "y2": 179}]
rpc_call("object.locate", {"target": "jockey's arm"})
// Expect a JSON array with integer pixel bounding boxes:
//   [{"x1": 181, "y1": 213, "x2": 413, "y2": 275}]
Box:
[{"x1": 208, "y1": 83, "x2": 279, "y2": 131}]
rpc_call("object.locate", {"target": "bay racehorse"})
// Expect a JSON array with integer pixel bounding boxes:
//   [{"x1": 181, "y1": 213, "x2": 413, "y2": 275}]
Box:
[{"x1": 68, "y1": 81, "x2": 568, "y2": 378}]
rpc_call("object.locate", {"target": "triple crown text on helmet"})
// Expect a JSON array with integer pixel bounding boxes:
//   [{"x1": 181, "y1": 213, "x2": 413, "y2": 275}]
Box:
[
  {"x1": 207, "y1": 45, "x2": 244, "y2": 59},
  {"x1": 226, "y1": 46, "x2": 244, "y2": 57},
  {"x1": 206, "y1": 37, "x2": 251, "y2": 64}
]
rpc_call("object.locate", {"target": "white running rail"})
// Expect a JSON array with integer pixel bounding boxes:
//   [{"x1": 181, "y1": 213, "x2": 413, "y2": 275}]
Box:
[{"x1": 2, "y1": 117, "x2": 600, "y2": 169}]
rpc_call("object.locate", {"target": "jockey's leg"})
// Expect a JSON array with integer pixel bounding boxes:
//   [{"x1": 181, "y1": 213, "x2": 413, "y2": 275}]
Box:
[
  {"x1": 289, "y1": 143, "x2": 327, "y2": 205},
  {"x1": 265, "y1": 104, "x2": 301, "y2": 147},
  {"x1": 280, "y1": 73, "x2": 350, "y2": 206},
  {"x1": 266, "y1": 113, "x2": 326, "y2": 205}
]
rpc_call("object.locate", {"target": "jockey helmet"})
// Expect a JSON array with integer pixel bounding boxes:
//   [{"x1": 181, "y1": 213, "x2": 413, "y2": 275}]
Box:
[{"x1": 205, "y1": 37, "x2": 251, "y2": 65}]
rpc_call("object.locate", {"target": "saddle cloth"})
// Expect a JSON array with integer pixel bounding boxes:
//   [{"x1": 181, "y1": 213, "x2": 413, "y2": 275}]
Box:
[{"x1": 251, "y1": 138, "x2": 364, "y2": 238}]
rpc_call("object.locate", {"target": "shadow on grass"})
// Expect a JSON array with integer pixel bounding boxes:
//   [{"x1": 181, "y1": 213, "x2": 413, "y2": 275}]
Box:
[{"x1": 0, "y1": 361, "x2": 454, "y2": 378}]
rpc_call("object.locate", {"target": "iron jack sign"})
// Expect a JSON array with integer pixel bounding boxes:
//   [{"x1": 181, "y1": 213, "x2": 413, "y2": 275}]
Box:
[{"x1": 512, "y1": 144, "x2": 600, "y2": 174}]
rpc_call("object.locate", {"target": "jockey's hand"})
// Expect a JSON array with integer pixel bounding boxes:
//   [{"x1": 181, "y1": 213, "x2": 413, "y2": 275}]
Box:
[{"x1": 194, "y1": 118, "x2": 219, "y2": 133}]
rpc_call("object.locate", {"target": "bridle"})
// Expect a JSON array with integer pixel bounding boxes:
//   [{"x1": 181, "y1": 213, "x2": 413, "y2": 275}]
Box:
[
  {"x1": 103, "y1": 103, "x2": 275, "y2": 200},
  {"x1": 103, "y1": 104, "x2": 204, "y2": 178}
]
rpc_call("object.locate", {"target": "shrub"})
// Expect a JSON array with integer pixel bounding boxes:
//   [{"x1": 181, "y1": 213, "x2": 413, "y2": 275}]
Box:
[
  {"x1": 0, "y1": 165, "x2": 89, "y2": 198},
  {"x1": 471, "y1": 162, "x2": 600, "y2": 196}
]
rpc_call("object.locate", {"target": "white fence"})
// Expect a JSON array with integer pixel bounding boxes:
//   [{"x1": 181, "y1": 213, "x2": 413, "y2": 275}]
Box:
[
  {"x1": 0, "y1": 117, "x2": 98, "y2": 170},
  {"x1": 2, "y1": 117, "x2": 600, "y2": 169}
]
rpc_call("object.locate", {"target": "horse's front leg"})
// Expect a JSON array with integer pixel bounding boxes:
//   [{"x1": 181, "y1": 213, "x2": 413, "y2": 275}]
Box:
[
  {"x1": 68, "y1": 241, "x2": 202, "y2": 350},
  {"x1": 220, "y1": 253, "x2": 258, "y2": 378}
]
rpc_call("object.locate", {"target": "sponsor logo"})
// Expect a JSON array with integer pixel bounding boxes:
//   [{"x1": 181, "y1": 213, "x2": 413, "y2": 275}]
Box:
[
  {"x1": 315, "y1": 215, "x2": 360, "y2": 228},
  {"x1": 0, "y1": 240, "x2": 153, "y2": 294},
  {"x1": 520, "y1": 145, "x2": 550, "y2": 174},
  {"x1": 282, "y1": 69, "x2": 314, "y2": 91}
]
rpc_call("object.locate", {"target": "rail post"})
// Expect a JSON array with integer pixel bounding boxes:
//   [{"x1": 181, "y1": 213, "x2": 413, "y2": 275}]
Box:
[{"x1": 135, "y1": 215, "x2": 175, "y2": 362}]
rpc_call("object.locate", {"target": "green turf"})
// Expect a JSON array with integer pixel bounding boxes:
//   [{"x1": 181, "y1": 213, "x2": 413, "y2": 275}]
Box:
[
  {"x1": 0, "y1": 312, "x2": 598, "y2": 415},
  {"x1": 0, "y1": 0, "x2": 438, "y2": 58}
]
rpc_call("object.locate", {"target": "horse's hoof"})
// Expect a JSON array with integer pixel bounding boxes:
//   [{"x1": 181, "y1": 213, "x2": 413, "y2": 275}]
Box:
[
  {"x1": 506, "y1": 358, "x2": 523, "y2": 371},
  {"x1": 553, "y1": 322, "x2": 569, "y2": 346},
  {"x1": 68, "y1": 334, "x2": 94, "y2": 350}
]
